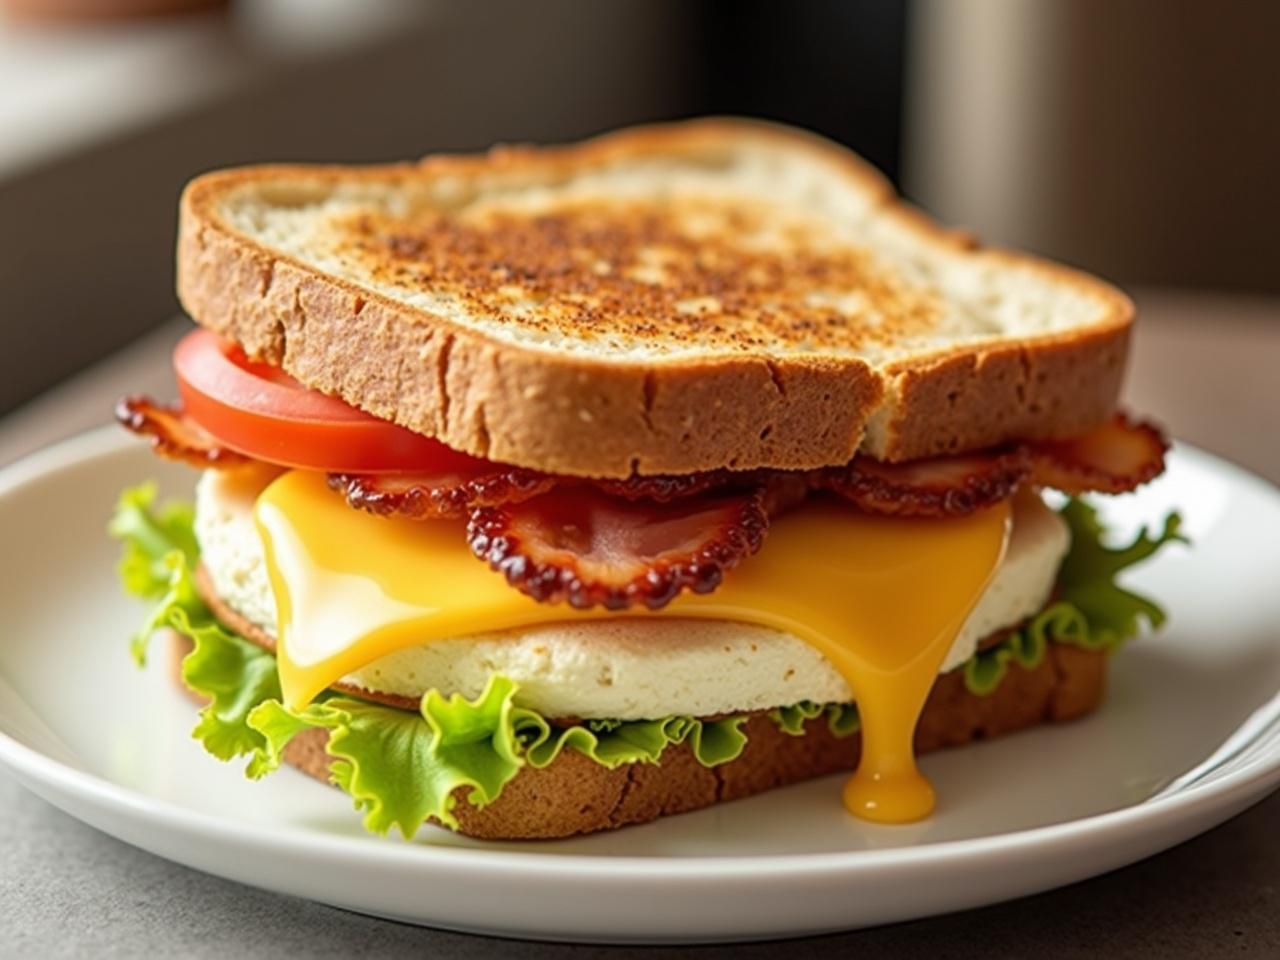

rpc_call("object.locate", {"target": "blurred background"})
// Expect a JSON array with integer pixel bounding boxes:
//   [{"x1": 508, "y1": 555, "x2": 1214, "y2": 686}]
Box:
[{"x1": 0, "y1": 0, "x2": 1277, "y2": 442}]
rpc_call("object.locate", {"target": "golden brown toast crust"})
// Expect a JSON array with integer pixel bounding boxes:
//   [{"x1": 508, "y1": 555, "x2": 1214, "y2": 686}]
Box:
[
  {"x1": 178, "y1": 119, "x2": 1132, "y2": 477},
  {"x1": 169, "y1": 633, "x2": 1106, "y2": 841}
]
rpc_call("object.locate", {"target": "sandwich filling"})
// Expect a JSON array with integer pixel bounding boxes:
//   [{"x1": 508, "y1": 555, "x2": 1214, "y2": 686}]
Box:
[
  {"x1": 195, "y1": 466, "x2": 1070, "y2": 719},
  {"x1": 253, "y1": 468, "x2": 1016, "y2": 822},
  {"x1": 113, "y1": 472, "x2": 1181, "y2": 837}
]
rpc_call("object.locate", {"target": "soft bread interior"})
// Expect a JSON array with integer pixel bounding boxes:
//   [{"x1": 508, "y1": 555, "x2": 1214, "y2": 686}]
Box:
[{"x1": 194, "y1": 468, "x2": 1069, "y2": 720}]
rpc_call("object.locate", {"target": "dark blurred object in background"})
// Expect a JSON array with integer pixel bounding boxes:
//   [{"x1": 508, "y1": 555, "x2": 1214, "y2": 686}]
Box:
[
  {"x1": 0, "y1": 0, "x2": 1277, "y2": 421},
  {"x1": 691, "y1": 0, "x2": 906, "y2": 182}
]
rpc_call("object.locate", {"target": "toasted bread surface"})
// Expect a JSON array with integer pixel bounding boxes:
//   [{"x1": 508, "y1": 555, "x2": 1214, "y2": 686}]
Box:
[
  {"x1": 168, "y1": 633, "x2": 1105, "y2": 840},
  {"x1": 178, "y1": 119, "x2": 1131, "y2": 477}
]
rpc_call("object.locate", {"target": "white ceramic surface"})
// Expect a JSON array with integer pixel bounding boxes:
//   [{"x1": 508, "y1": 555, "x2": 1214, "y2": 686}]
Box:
[{"x1": 0, "y1": 428, "x2": 1277, "y2": 944}]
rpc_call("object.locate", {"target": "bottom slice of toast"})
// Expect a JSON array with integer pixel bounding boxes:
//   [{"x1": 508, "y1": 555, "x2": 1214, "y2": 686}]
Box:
[{"x1": 169, "y1": 633, "x2": 1104, "y2": 840}]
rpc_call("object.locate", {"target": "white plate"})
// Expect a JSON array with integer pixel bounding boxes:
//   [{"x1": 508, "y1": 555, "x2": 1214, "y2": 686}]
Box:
[{"x1": 1, "y1": 428, "x2": 1278, "y2": 944}]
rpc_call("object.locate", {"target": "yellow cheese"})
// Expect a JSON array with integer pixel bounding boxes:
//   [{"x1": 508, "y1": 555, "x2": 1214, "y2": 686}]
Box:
[{"x1": 255, "y1": 470, "x2": 1010, "y2": 823}]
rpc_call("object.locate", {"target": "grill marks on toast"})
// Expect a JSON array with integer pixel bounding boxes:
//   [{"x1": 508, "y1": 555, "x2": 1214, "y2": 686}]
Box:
[{"x1": 333, "y1": 198, "x2": 940, "y2": 356}]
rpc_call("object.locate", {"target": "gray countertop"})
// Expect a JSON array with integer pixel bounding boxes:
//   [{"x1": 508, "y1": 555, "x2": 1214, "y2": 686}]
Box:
[{"x1": 3, "y1": 291, "x2": 1279, "y2": 957}]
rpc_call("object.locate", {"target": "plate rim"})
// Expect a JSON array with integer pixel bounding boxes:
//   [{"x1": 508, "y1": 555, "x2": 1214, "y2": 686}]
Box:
[{"x1": 1, "y1": 424, "x2": 1279, "y2": 885}]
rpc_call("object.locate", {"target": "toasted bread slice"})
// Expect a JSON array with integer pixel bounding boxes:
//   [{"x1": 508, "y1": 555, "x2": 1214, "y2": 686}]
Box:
[{"x1": 178, "y1": 119, "x2": 1131, "y2": 478}]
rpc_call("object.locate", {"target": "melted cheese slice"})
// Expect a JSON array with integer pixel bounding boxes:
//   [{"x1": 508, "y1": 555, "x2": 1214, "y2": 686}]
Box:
[{"x1": 256, "y1": 470, "x2": 1010, "y2": 822}]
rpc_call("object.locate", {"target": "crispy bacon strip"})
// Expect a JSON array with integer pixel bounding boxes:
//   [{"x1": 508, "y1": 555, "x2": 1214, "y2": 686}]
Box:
[
  {"x1": 813, "y1": 448, "x2": 1030, "y2": 517},
  {"x1": 330, "y1": 468, "x2": 555, "y2": 520},
  {"x1": 467, "y1": 486, "x2": 768, "y2": 610},
  {"x1": 1028, "y1": 413, "x2": 1168, "y2": 494},
  {"x1": 114, "y1": 395, "x2": 248, "y2": 468},
  {"x1": 340, "y1": 466, "x2": 750, "y2": 520}
]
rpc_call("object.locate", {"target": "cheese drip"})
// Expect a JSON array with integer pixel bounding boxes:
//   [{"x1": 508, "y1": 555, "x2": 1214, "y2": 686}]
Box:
[{"x1": 255, "y1": 470, "x2": 1009, "y2": 822}]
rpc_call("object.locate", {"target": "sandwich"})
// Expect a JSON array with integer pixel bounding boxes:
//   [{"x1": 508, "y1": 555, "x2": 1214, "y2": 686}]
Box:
[{"x1": 110, "y1": 119, "x2": 1183, "y2": 840}]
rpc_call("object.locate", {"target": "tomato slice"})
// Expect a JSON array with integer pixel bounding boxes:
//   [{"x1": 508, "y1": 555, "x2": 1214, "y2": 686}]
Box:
[{"x1": 174, "y1": 329, "x2": 486, "y2": 473}]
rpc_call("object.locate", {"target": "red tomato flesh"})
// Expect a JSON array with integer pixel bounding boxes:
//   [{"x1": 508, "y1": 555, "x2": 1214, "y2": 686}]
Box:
[{"x1": 174, "y1": 329, "x2": 486, "y2": 473}]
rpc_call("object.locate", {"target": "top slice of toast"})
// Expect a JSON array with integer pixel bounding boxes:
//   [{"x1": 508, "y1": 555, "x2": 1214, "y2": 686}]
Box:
[{"x1": 177, "y1": 119, "x2": 1132, "y2": 478}]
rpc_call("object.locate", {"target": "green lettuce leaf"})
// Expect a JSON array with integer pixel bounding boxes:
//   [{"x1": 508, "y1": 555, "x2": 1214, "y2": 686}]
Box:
[
  {"x1": 249, "y1": 694, "x2": 508, "y2": 835},
  {"x1": 964, "y1": 602, "x2": 1087, "y2": 695},
  {"x1": 110, "y1": 484, "x2": 282, "y2": 761},
  {"x1": 107, "y1": 482, "x2": 198, "y2": 599},
  {"x1": 769, "y1": 700, "x2": 860, "y2": 738},
  {"x1": 1056, "y1": 498, "x2": 1186, "y2": 647},
  {"x1": 963, "y1": 498, "x2": 1184, "y2": 695},
  {"x1": 520, "y1": 712, "x2": 750, "y2": 769},
  {"x1": 181, "y1": 609, "x2": 283, "y2": 762}
]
